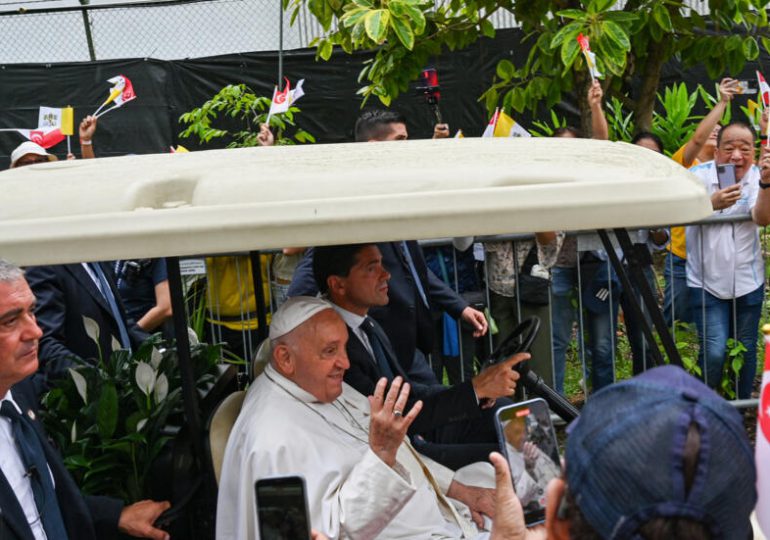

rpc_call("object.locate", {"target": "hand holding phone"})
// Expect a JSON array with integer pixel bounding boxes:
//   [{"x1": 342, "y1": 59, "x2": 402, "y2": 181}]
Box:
[
  {"x1": 256, "y1": 476, "x2": 312, "y2": 540},
  {"x1": 717, "y1": 163, "x2": 737, "y2": 189},
  {"x1": 495, "y1": 399, "x2": 561, "y2": 526}
]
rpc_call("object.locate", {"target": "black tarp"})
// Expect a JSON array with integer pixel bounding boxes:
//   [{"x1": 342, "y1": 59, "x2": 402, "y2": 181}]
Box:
[
  {"x1": 2, "y1": 27, "x2": 769, "y2": 165},
  {"x1": 0, "y1": 29, "x2": 531, "y2": 164}
]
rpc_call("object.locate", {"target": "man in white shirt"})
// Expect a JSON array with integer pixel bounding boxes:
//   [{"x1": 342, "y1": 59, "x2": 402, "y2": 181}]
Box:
[
  {"x1": 217, "y1": 295, "x2": 503, "y2": 540},
  {"x1": 686, "y1": 120, "x2": 770, "y2": 398}
]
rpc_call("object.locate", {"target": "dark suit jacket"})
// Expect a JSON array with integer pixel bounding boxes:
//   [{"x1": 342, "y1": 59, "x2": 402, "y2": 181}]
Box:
[
  {"x1": 344, "y1": 322, "x2": 479, "y2": 435},
  {"x1": 289, "y1": 242, "x2": 468, "y2": 371},
  {"x1": 25, "y1": 263, "x2": 148, "y2": 386},
  {"x1": 0, "y1": 378, "x2": 123, "y2": 540}
]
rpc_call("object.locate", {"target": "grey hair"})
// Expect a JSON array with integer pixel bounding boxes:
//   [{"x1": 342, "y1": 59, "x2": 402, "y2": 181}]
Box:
[{"x1": 0, "y1": 259, "x2": 24, "y2": 283}]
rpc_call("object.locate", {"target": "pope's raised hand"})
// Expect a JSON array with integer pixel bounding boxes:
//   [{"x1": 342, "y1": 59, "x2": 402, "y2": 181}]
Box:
[{"x1": 368, "y1": 377, "x2": 422, "y2": 467}]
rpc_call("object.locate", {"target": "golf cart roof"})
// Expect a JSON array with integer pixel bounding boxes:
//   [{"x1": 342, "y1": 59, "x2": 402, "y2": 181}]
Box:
[{"x1": 0, "y1": 137, "x2": 711, "y2": 266}]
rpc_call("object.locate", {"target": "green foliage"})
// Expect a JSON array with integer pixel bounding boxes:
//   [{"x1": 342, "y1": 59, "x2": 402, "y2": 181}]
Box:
[
  {"x1": 178, "y1": 84, "x2": 316, "y2": 148},
  {"x1": 529, "y1": 109, "x2": 567, "y2": 137},
  {"x1": 298, "y1": 0, "x2": 770, "y2": 129},
  {"x1": 721, "y1": 338, "x2": 747, "y2": 399},
  {"x1": 41, "y1": 329, "x2": 221, "y2": 502}
]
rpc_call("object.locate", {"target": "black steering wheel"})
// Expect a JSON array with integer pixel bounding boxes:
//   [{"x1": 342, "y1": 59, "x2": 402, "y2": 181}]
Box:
[{"x1": 484, "y1": 316, "x2": 540, "y2": 373}]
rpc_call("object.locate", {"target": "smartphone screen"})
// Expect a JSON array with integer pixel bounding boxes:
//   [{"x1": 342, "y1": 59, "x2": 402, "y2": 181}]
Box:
[
  {"x1": 495, "y1": 399, "x2": 562, "y2": 526},
  {"x1": 255, "y1": 476, "x2": 312, "y2": 540},
  {"x1": 717, "y1": 163, "x2": 737, "y2": 189}
]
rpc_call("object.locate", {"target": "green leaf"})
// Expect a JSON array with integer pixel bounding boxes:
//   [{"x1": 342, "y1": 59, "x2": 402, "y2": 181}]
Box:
[
  {"x1": 480, "y1": 19, "x2": 495, "y2": 38},
  {"x1": 603, "y1": 11, "x2": 637, "y2": 23},
  {"x1": 550, "y1": 21, "x2": 583, "y2": 49},
  {"x1": 390, "y1": 16, "x2": 415, "y2": 49},
  {"x1": 364, "y1": 9, "x2": 389, "y2": 42},
  {"x1": 555, "y1": 9, "x2": 587, "y2": 20},
  {"x1": 602, "y1": 20, "x2": 630, "y2": 51},
  {"x1": 319, "y1": 39, "x2": 334, "y2": 60},
  {"x1": 401, "y1": 4, "x2": 426, "y2": 34},
  {"x1": 652, "y1": 3, "x2": 673, "y2": 32},
  {"x1": 743, "y1": 36, "x2": 760, "y2": 60},
  {"x1": 560, "y1": 38, "x2": 581, "y2": 71},
  {"x1": 96, "y1": 383, "x2": 118, "y2": 440},
  {"x1": 496, "y1": 59, "x2": 516, "y2": 80}
]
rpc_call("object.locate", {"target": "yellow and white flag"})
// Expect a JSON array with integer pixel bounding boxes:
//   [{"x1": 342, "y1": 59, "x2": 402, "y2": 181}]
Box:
[
  {"x1": 494, "y1": 111, "x2": 531, "y2": 137},
  {"x1": 38, "y1": 106, "x2": 74, "y2": 136}
]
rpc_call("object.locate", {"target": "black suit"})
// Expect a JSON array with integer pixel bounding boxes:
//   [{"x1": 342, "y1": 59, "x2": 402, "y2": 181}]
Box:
[
  {"x1": 288, "y1": 241, "x2": 469, "y2": 373},
  {"x1": 25, "y1": 263, "x2": 148, "y2": 386},
  {"x1": 0, "y1": 378, "x2": 123, "y2": 540},
  {"x1": 344, "y1": 319, "x2": 502, "y2": 470}
]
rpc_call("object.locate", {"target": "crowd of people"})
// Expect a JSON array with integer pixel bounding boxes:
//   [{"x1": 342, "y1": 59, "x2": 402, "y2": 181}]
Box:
[{"x1": 1, "y1": 74, "x2": 769, "y2": 539}]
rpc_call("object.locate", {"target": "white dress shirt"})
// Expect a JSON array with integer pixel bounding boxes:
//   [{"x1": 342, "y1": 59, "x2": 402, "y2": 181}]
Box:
[
  {"x1": 0, "y1": 391, "x2": 47, "y2": 540},
  {"x1": 332, "y1": 304, "x2": 376, "y2": 360},
  {"x1": 686, "y1": 161, "x2": 764, "y2": 299}
]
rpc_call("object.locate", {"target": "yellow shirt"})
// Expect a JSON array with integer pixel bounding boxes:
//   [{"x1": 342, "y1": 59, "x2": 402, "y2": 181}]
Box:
[
  {"x1": 668, "y1": 146, "x2": 700, "y2": 259},
  {"x1": 205, "y1": 255, "x2": 271, "y2": 331}
]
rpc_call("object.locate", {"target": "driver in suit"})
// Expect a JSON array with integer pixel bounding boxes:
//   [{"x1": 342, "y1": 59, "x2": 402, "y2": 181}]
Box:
[{"x1": 313, "y1": 243, "x2": 527, "y2": 469}]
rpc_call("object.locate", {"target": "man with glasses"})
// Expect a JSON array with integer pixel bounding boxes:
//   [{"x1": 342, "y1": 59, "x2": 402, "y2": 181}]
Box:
[{"x1": 686, "y1": 120, "x2": 770, "y2": 398}]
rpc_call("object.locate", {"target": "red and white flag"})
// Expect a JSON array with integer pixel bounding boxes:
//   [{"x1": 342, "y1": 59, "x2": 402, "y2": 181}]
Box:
[
  {"x1": 0, "y1": 127, "x2": 65, "y2": 149},
  {"x1": 757, "y1": 71, "x2": 770, "y2": 109},
  {"x1": 94, "y1": 75, "x2": 137, "y2": 118},
  {"x1": 757, "y1": 332, "x2": 770, "y2": 536},
  {"x1": 577, "y1": 33, "x2": 602, "y2": 81},
  {"x1": 267, "y1": 78, "x2": 305, "y2": 121},
  {"x1": 481, "y1": 108, "x2": 499, "y2": 138}
]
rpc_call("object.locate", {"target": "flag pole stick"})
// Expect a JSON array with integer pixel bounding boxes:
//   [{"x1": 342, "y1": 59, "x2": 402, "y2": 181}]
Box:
[{"x1": 67, "y1": 135, "x2": 71, "y2": 155}]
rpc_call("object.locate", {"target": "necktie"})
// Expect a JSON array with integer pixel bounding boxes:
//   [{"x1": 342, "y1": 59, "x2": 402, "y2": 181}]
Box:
[
  {"x1": 90, "y1": 263, "x2": 131, "y2": 351},
  {"x1": 400, "y1": 242, "x2": 429, "y2": 309},
  {"x1": 360, "y1": 318, "x2": 394, "y2": 380},
  {"x1": 0, "y1": 401, "x2": 69, "y2": 540}
]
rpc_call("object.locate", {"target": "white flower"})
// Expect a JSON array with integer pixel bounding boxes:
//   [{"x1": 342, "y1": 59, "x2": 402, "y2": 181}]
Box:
[
  {"x1": 82, "y1": 316, "x2": 100, "y2": 344},
  {"x1": 135, "y1": 362, "x2": 157, "y2": 396},
  {"x1": 68, "y1": 368, "x2": 88, "y2": 404},
  {"x1": 150, "y1": 347, "x2": 163, "y2": 370},
  {"x1": 154, "y1": 374, "x2": 169, "y2": 403}
]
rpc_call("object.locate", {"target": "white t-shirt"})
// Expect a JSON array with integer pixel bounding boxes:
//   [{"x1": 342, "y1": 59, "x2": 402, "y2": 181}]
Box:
[{"x1": 686, "y1": 161, "x2": 764, "y2": 299}]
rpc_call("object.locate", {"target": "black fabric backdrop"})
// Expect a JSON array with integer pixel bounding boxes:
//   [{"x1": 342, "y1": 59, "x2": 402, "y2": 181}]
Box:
[{"x1": 1, "y1": 27, "x2": 768, "y2": 166}]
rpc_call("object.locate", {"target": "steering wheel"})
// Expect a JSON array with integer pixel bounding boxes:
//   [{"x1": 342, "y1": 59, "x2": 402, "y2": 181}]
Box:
[{"x1": 484, "y1": 316, "x2": 540, "y2": 373}]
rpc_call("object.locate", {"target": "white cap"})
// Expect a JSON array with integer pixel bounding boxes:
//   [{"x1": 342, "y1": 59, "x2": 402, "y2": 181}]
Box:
[
  {"x1": 10, "y1": 141, "x2": 53, "y2": 168},
  {"x1": 269, "y1": 296, "x2": 334, "y2": 340}
]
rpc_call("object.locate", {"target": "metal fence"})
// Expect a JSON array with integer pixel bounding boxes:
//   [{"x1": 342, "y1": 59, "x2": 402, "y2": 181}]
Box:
[
  {"x1": 176, "y1": 212, "x2": 766, "y2": 408},
  {"x1": 0, "y1": 0, "x2": 714, "y2": 64}
]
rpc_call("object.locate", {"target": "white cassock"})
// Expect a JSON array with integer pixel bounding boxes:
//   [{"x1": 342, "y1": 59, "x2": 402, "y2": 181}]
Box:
[{"x1": 216, "y1": 363, "x2": 492, "y2": 540}]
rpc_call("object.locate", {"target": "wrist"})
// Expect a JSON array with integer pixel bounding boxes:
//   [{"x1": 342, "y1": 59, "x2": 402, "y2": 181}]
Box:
[{"x1": 80, "y1": 138, "x2": 92, "y2": 145}]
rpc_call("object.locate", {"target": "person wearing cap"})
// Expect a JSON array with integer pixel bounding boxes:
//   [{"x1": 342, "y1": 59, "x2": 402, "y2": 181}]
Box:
[
  {"x1": 9, "y1": 141, "x2": 56, "y2": 168},
  {"x1": 487, "y1": 364, "x2": 757, "y2": 540},
  {"x1": 217, "y1": 295, "x2": 507, "y2": 540}
]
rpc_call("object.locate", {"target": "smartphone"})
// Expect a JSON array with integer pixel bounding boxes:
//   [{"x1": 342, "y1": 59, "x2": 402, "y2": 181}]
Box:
[
  {"x1": 716, "y1": 163, "x2": 737, "y2": 189},
  {"x1": 255, "y1": 476, "x2": 312, "y2": 540},
  {"x1": 495, "y1": 399, "x2": 562, "y2": 526}
]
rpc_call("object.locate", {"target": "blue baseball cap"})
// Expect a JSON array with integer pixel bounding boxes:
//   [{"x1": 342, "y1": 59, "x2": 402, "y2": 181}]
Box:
[{"x1": 565, "y1": 365, "x2": 757, "y2": 539}]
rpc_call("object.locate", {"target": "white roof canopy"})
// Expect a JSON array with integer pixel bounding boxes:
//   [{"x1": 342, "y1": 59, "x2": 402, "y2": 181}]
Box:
[{"x1": 0, "y1": 137, "x2": 712, "y2": 266}]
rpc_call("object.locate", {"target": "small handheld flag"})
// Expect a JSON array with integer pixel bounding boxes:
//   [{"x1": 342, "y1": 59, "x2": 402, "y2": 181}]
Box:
[
  {"x1": 481, "y1": 108, "x2": 499, "y2": 138},
  {"x1": 494, "y1": 111, "x2": 531, "y2": 138},
  {"x1": 93, "y1": 75, "x2": 137, "y2": 118},
  {"x1": 757, "y1": 71, "x2": 770, "y2": 109},
  {"x1": 577, "y1": 33, "x2": 602, "y2": 81},
  {"x1": 267, "y1": 78, "x2": 305, "y2": 121},
  {"x1": 756, "y1": 325, "x2": 770, "y2": 536}
]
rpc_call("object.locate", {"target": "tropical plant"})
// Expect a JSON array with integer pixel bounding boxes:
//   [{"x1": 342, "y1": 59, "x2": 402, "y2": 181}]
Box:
[
  {"x1": 529, "y1": 110, "x2": 568, "y2": 138},
  {"x1": 41, "y1": 324, "x2": 221, "y2": 502},
  {"x1": 178, "y1": 83, "x2": 315, "y2": 148},
  {"x1": 295, "y1": 0, "x2": 770, "y2": 133}
]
